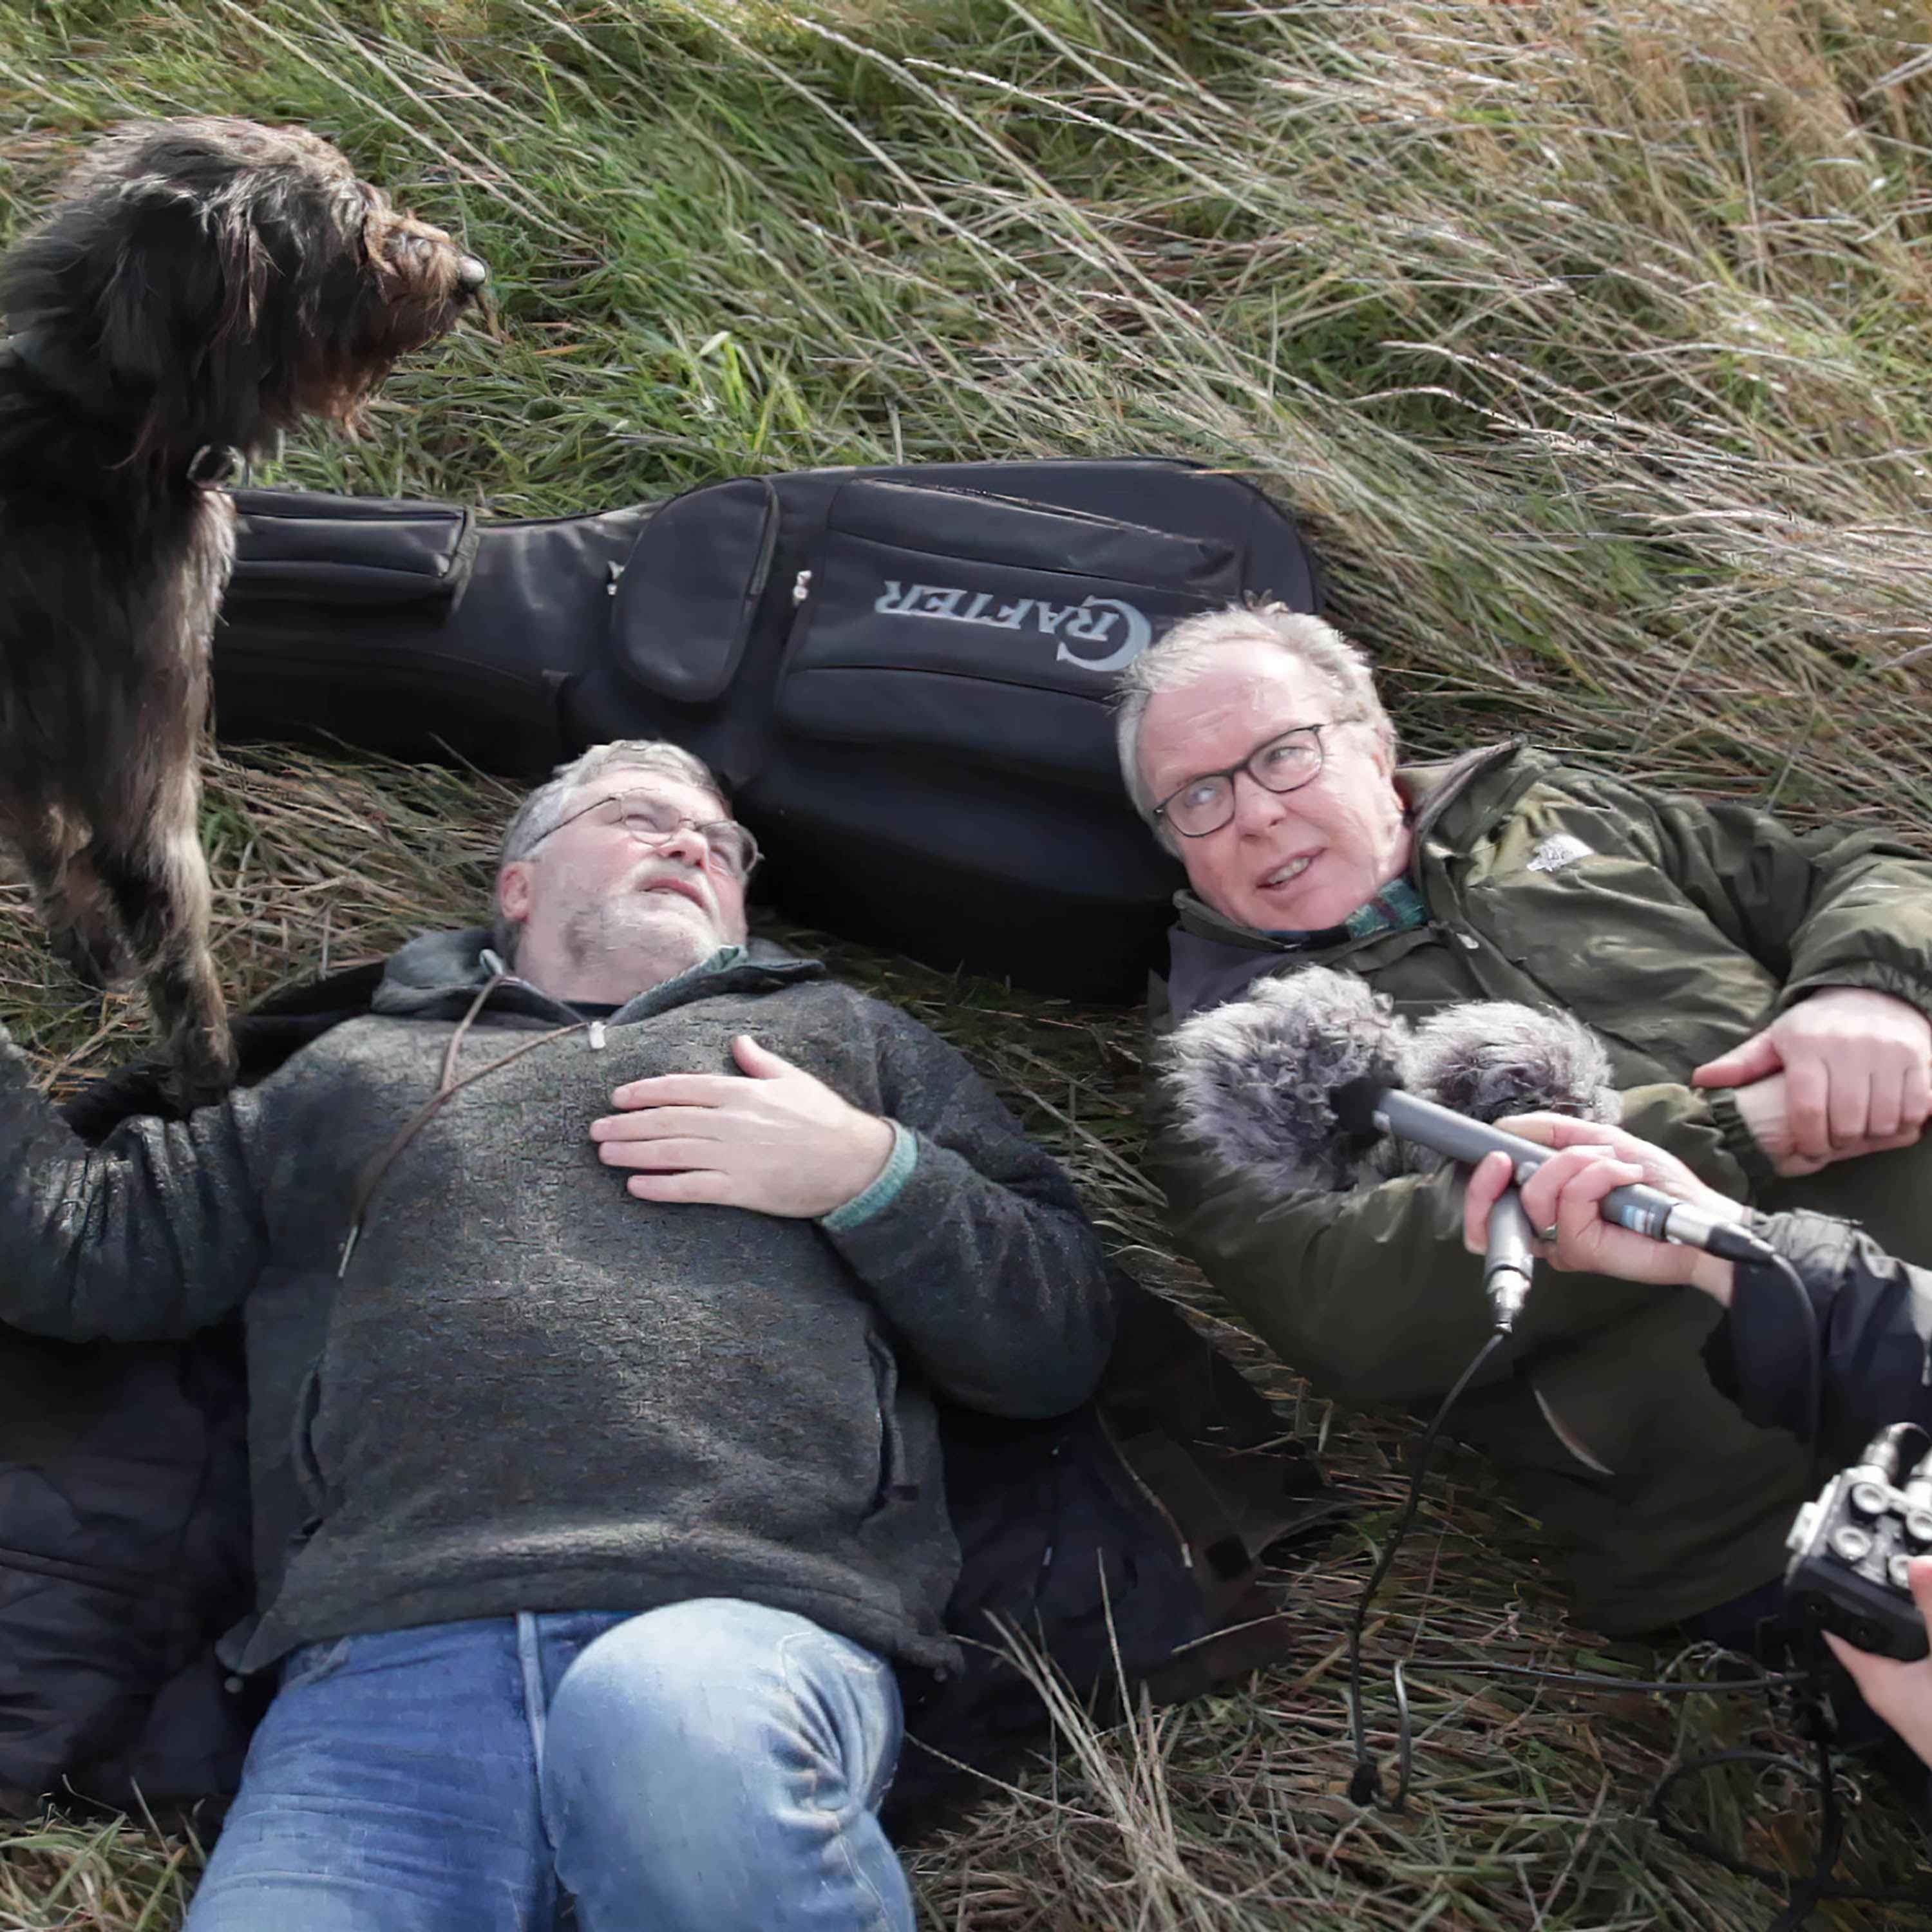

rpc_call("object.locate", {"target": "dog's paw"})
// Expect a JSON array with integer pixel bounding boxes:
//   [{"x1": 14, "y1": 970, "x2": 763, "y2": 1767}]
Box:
[{"x1": 164, "y1": 1023, "x2": 240, "y2": 1111}]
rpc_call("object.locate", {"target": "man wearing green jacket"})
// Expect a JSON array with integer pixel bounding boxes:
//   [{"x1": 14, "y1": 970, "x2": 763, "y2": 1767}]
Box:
[{"x1": 1114, "y1": 602, "x2": 1932, "y2": 1638}]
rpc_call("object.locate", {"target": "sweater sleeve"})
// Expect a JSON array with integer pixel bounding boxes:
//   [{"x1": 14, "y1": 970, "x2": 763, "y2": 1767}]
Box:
[
  {"x1": 1150, "y1": 1073, "x2": 1765, "y2": 1410},
  {"x1": 0, "y1": 1024, "x2": 268, "y2": 1341},
  {"x1": 814, "y1": 1007, "x2": 1116, "y2": 1421},
  {"x1": 1565, "y1": 773, "x2": 1932, "y2": 1021}
]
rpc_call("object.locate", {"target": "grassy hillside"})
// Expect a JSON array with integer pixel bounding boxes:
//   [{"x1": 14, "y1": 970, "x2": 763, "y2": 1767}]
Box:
[{"x1": 1, "y1": 1, "x2": 1929, "y2": 1926}]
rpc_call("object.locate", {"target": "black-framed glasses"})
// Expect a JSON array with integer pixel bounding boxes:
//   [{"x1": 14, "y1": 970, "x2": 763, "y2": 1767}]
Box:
[
  {"x1": 1152, "y1": 724, "x2": 1333, "y2": 838},
  {"x1": 529, "y1": 790, "x2": 761, "y2": 880}
]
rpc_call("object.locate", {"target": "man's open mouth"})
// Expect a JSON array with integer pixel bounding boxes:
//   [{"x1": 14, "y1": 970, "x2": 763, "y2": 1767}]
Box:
[{"x1": 1258, "y1": 854, "x2": 1315, "y2": 890}]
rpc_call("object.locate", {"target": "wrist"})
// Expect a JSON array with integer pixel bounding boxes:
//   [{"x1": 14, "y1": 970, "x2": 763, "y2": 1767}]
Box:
[
  {"x1": 1687, "y1": 1250, "x2": 1737, "y2": 1306},
  {"x1": 843, "y1": 1114, "x2": 896, "y2": 1202},
  {"x1": 820, "y1": 1119, "x2": 916, "y2": 1234},
  {"x1": 1728, "y1": 1077, "x2": 1777, "y2": 1149},
  {"x1": 1725, "y1": 1075, "x2": 1858, "y2": 1178},
  {"x1": 1700, "y1": 1083, "x2": 1780, "y2": 1195},
  {"x1": 1618, "y1": 1081, "x2": 1760, "y2": 1197}
]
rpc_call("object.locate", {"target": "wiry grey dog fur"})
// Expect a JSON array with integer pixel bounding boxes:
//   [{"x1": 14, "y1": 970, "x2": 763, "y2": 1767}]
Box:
[
  {"x1": 1165, "y1": 971, "x2": 1621, "y2": 1198},
  {"x1": 0, "y1": 118, "x2": 485, "y2": 1104}
]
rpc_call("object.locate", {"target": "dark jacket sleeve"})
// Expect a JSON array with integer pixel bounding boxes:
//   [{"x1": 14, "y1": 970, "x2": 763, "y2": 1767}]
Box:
[
  {"x1": 0, "y1": 1025, "x2": 267, "y2": 1341},
  {"x1": 1703, "y1": 1208, "x2": 1932, "y2": 1463},
  {"x1": 1563, "y1": 772, "x2": 1932, "y2": 1020},
  {"x1": 815, "y1": 1005, "x2": 1117, "y2": 1420}
]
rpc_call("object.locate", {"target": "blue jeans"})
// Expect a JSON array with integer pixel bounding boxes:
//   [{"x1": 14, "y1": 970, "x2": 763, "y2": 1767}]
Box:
[{"x1": 184, "y1": 1598, "x2": 913, "y2": 1932}]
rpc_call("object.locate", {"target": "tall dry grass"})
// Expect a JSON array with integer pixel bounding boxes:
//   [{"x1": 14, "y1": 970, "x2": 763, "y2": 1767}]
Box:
[{"x1": 1, "y1": 1, "x2": 1929, "y2": 1925}]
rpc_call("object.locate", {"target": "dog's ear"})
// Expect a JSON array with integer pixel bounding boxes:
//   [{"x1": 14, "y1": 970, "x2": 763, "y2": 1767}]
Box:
[
  {"x1": 93, "y1": 178, "x2": 218, "y2": 383},
  {"x1": 97, "y1": 176, "x2": 272, "y2": 457}
]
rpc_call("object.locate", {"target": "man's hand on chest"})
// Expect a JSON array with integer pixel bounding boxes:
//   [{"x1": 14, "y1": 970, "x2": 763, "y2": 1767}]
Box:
[{"x1": 589, "y1": 1033, "x2": 896, "y2": 1218}]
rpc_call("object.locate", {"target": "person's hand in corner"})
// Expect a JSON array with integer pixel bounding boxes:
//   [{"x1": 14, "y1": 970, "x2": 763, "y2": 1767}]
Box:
[{"x1": 1824, "y1": 1555, "x2": 1932, "y2": 1774}]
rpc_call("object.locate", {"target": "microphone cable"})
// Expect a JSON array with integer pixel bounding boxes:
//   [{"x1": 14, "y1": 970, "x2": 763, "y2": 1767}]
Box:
[
  {"x1": 1644, "y1": 1617, "x2": 1932, "y2": 1929},
  {"x1": 1345, "y1": 1325, "x2": 1509, "y2": 1810},
  {"x1": 1341, "y1": 1327, "x2": 1801, "y2": 1812},
  {"x1": 1741, "y1": 1238, "x2": 1824, "y2": 1456}
]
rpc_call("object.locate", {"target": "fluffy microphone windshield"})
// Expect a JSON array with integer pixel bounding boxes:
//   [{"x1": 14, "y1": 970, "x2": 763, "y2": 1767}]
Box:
[
  {"x1": 1403, "y1": 1002, "x2": 1619, "y2": 1164},
  {"x1": 1163, "y1": 967, "x2": 1409, "y2": 1196}
]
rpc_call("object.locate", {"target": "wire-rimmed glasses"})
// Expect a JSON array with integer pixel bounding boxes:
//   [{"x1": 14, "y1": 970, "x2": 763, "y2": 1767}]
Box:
[{"x1": 530, "y1": 790, "x2": 761, "y2": 879}]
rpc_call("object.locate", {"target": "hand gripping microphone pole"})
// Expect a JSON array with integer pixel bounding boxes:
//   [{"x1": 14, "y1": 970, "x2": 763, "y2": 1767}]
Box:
[{"x1": 1332, "y1": 1077, "x2": 1768, "y2": 1263}]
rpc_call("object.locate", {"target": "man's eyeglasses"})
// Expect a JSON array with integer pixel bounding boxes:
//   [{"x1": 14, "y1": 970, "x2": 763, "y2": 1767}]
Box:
[
  {"x1": 1152, "y1": 724, "x2": 1334, "y2": 838},
  {"x1": 529, "y1": 791, "x2": 761, "y2": 880}
]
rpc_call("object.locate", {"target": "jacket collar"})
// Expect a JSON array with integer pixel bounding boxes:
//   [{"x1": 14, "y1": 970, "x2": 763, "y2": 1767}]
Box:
[
  {"x1": 1162, "y1": 739, "x2": 1525, "y2": 1023},
  {"x1": 370, "y1": 927, "x2": 825, "y2": 1026}
]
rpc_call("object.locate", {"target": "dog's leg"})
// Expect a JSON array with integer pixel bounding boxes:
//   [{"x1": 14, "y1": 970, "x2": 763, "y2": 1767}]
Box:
[
  {"x1": 91, "y1": 773, "x2": 236, "y2": 1108},
  {"x1": 5, "y1": 804, "x2": 138, "y2": 991},
  {"x1": 48, "y1": 856, "x2": 140, "y2": 991},
  {"x1": 146, "y1": 934, "x2": 237, "y2": 1110}
]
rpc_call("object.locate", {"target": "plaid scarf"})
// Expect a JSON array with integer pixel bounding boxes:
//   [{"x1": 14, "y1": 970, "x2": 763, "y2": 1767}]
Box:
[{"x1": 1265, "y1": 876, "x2": 1430, "y2": 951}]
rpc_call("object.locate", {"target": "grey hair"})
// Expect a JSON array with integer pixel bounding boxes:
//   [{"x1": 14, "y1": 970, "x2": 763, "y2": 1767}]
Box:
[
  {"x1": 491, "y1": 739, "x2": 730, "y2": 965},
  {"x1": 1112, "y1": 603, "x2": 1393, "y2": 850}
]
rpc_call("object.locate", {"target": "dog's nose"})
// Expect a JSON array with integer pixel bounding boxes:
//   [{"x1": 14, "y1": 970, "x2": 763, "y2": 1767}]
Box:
[{"x1": 457, "y1": 254, "x2": 488, "y2": 296}]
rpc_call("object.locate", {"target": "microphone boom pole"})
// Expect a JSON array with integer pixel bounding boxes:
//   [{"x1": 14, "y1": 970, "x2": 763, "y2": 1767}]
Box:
[{"x1": 1334, "y1": 1077, "x2": 1765, "y2": 1262}]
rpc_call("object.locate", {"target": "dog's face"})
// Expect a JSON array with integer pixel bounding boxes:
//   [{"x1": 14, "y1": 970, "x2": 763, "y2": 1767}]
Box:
[{"x1": 0, "y1": 116, "x2": 486, "y2": 460}]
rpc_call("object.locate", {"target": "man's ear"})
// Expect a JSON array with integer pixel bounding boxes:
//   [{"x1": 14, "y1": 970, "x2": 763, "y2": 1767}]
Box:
[{"x1": 497, "y1": 860, "x2": 533, "y2": 925}]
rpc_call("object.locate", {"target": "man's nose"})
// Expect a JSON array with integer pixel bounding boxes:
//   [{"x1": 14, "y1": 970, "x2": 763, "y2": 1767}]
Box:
[
  {"x1": 656, "y1": 823, "x2": 712, "y2": 867},
  {"x1": 1227, "y1": 769, "x2": 1289, "y2": 833}
]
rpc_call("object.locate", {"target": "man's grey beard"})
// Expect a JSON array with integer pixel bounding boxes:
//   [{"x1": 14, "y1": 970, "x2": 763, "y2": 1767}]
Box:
[{"x1": 561, "y1": 893, "x2": 716, "y2": 990}]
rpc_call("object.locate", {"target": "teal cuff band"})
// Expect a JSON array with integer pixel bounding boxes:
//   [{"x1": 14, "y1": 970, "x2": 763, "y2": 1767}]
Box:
[{"x1": 820, "y1": 1121, "x2": 917, "y2": 1233}]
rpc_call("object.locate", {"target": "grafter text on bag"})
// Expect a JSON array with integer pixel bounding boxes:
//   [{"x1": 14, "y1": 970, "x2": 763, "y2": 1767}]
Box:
[{"x1": 871, "y1": 578, "x2": 1153, "y2": 672}]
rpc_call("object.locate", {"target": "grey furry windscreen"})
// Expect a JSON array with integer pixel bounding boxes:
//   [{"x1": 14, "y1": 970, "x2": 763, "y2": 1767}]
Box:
[
  {"x1": 1164, "y1": 976, "x2": 1621, "y2": 1200},
  {"x1": 1162, "y1": 967, "x2": 1406, "y2": 1196},
  {"x1": 1403, "y1": 1003, "x2": 1619, "y2": 1151}
]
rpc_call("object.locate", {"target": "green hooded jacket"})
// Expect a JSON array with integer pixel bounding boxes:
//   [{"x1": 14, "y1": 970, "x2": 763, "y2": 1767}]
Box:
[{"x1": 1149, "y1": 742, "x2": 1932, "y2": 1633}]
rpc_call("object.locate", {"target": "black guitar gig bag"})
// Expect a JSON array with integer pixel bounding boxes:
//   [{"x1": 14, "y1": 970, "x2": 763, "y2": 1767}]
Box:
[{"x1": 214, "y1": 457, "x2": 1322, "y2": 999}]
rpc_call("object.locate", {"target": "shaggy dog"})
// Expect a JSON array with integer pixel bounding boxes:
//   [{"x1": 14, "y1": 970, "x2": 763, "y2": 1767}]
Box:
[{"x1": 0, "y1": 117, "x2": 485, "y2": 1104}]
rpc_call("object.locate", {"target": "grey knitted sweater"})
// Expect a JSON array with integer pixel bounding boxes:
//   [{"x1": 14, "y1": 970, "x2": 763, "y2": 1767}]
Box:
[{"x1": 0, "y1": 931, "x2": 1115, "y2": 1674}]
